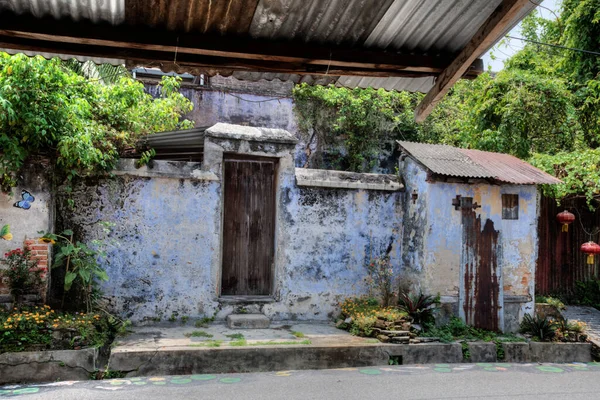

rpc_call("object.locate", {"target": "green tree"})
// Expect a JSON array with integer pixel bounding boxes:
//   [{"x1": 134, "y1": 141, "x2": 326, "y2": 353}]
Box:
[
  {"x1": 453, "y1": 70, "x2": 576, "y2": 159},
  {"x1": 293, "y1": 84, "x2": 423, "y2": 172},
  {"x1": 0, "y1": 53, "x2": 193, "y2": 192}
]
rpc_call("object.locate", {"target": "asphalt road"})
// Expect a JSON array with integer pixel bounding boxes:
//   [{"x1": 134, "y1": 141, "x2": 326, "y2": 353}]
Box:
[{"x1": 3, "y1": 363, "x2": 600, "y2": 400}]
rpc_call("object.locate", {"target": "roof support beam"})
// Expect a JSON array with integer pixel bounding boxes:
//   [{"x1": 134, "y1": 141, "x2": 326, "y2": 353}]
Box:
[
  {"x1": 414, "y1": 0, "x2": 532, "y2": 123},
  {"x1": 0, "y1": 12, "x2": 484, "y2": 80}
]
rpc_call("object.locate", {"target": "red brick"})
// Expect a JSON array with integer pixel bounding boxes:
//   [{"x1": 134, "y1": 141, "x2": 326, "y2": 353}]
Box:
[{"x1": 29, "y1": 245, "x2": 49, "y2": 251}]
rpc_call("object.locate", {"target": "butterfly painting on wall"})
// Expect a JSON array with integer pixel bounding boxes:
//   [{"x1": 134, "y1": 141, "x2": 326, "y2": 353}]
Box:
[{"x1": 13, "y1": 190, "x2": 35, "y2": 210}]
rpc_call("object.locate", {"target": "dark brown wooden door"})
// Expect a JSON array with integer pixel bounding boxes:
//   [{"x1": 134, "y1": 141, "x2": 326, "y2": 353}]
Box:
[{"x1": 221, "y1": 156, "x2": 276, "y2": 296}]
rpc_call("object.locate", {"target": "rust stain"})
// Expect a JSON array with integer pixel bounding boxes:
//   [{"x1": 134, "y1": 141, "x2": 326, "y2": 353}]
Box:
[{"x1": 461, "y1": 196, "x2": 501, "y2": 331}]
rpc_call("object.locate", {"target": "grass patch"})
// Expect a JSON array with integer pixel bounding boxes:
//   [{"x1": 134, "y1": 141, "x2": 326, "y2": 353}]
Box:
[
  {"x1": 230, "y1": 339, "x2": 248, "y2": 347},
  {"x1": 195, "y1": 316, "x2": 215, "y2": 328},
  {"x1": 225, "y1": 333, "x2": 245, "y2": 340},
  {"x1": 188, "y1": 340, "x2": 222, "y2": 348},
  {"x1": 184, "y1": 330, "x2": 213, "y2": 338},
  {"x1": 291, "y1": 331, "x2": 305, "y2": 338},
  {"x1": 420, "y1": 317, "x2": 525, "y2": 344}
]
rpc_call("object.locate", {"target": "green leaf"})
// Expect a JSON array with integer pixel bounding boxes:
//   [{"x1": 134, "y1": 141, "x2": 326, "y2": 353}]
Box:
[
  {"x1": 95, "y1": 269, "x2": 109, "y2": 282},
  {"x1": 61, "y1": 229, "x2": 74, "y2": 236},
  {"x1": 79, "y1": 269, "x2": 91, "y2": 284},
  {"x1": 0, "y1": 224, "x2": 9, "y2": 237},
  {"x1": 64, "y1": 272, "x2": 77, "y2": 291}
]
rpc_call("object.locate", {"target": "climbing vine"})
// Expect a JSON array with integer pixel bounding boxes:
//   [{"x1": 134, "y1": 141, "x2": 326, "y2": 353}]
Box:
[
  {"x1": 292, "y1": 84, "x2": 423, "y2": 172},
  {"x1": 0, "y1": 53, "x2": 193, "y2": 192}
]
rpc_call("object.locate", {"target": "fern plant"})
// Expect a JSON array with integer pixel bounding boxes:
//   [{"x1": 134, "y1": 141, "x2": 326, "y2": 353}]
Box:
[
  {"x1": 397, "y1": 291, "x2": 439, "y2": 325},
  {"x1": 520, "y1": 314, "x2": 557, "y2": 342}
]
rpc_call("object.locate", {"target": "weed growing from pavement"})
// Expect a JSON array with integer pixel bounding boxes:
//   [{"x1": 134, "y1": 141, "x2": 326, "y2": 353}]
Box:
[{"x1": 185, "y1": 331, "x2": 213, "y2": 338}]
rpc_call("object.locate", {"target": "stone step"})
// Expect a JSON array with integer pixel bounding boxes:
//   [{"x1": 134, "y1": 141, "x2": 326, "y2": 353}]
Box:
[
  {"x1": 227, "y1": 314, "x2": 270, "y2": 329},
  {"x1": 379, "y1": 330, "x2": 410, "y2": 337},
  {"x1": 390, "y1": 336, "x2": 410, "y2": 344}
]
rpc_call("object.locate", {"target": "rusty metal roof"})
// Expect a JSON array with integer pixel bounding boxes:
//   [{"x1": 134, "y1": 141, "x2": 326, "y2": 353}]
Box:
[
  {"x1": 398, "y1": 141, "x2": 562, "y2": 185},
  {"x1": 0, "y1": 0, "x2": 538, "y2": 93}
]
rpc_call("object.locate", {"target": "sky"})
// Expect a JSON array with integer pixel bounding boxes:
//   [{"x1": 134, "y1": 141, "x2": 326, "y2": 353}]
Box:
[{"x1": 482, "y1": 0, "x2": 560, "y2": 71}]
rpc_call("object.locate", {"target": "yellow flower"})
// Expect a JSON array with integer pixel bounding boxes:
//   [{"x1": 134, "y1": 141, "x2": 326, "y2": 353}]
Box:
[{"x1": 38, "y1": 237, "x2": 56, "y2": 245}]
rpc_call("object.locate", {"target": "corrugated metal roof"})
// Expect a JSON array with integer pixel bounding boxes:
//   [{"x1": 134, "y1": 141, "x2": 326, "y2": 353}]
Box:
[
  {"x1": 2, "y1": 0, "x2": 124, "y2": 24},
  {"x1": 0, "y1": 0, "x2": 538, "y2": 93},
  {"x1": 399, "y1": 141, "x2": 494, "y2": 179},
  {"x1": 137, "y1": 127, "x2": 208, "y2": 161},
  {"x1": 141, "y1": 127, "x2": 208, "y2": 149},
  {"x1": 398, "y1": 141, "x2": 562, "y2": 185},
  {"x1": 461, "y1": 149, "x2": 562, "y2": 185}
]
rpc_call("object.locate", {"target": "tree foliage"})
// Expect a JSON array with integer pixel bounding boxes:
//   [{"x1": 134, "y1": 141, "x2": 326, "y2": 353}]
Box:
[
  {"x1": 0, "y1": 53, "x2": 193, "y2": 192},
  {"x1": 293, "y1": 84, "x2": 422, "y2": 172},
  {"x1": 293, "y1": 3, "x2": 600, "y2": 206}
]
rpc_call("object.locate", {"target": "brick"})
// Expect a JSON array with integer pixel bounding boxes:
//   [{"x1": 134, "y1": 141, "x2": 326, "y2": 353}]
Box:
[{"x1": 29, "y1": 245, "x2": 49, "y2": 251}]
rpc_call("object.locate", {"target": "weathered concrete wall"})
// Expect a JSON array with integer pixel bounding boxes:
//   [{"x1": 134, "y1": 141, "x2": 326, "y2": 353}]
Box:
[
  {"x1": 0, "y1": 165, "x2": 52, "y2": 256},
  {"x1": 401, "y1": 157, "x2": 538, "y2": 332},
  {"x1": 58, "y1": 167, "x2": 222, "y2": 322},
  {"x1": 59, "y1": 124, "x2": 402, "y2": 323},
  {"x1": 144, "y1": 79, "x2": 297, "y2": 136},
  {"x1": 267, "y1": 186, "x2": 402, "y2": 320}
]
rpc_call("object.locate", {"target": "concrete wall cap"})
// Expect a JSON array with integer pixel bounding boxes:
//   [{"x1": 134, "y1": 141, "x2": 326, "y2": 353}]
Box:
[
  {"x1": 114, "y1": 159, "x2": 219, "y2": 181},
  {"x1": 206, "y1": 123, "x2": 298, "y2": 144},
  {"x1": 295, "y1": 168, "x2": 403, "y2": 192}
]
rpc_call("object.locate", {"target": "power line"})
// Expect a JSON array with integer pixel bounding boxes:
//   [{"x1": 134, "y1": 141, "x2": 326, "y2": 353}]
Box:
[{"x1": 506, "y1": 35, "x2": 600, "y2": 57}]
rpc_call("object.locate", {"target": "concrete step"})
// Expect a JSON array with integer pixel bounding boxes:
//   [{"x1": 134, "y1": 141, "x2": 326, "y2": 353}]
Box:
[{"x1": 227, "y1": 314, "x2": 270, "y2": 329}]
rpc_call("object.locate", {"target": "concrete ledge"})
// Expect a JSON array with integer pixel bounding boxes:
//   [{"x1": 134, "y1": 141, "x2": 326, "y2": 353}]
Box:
[
  {"x1": 502, "y1": 342, "x2": 531, "y2": 363},
  {"x1": 114, "y1": 159, "x2": 219, "y2": 181},
  {"x1": 529, "y1": 342, "x2": 592, "y2": 363},
  {"x1": 468, "y1": 342, "x2": 497, "y2": 362},
  {"x1": 206, "y1": 123, "x2": 298, "y2": 144},
  {"x1": 109, "y1": 345, "x2": 390, "y2": 376},
  {"x1": 385, "y1": 343, "x2": 463, "y2": 364},
  {"x1": 227, "y1": 314, "x2": 270, "y2": 329},
  {"x1": 295, "y1": 168, "x2": 403, "y2": 191},
  {"x1": 0, "y1": 348, "x2": 97, "y2": 384}
]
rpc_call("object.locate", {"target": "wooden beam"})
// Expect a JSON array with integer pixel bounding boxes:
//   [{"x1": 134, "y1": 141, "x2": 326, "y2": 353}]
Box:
[
  {"x1": 0, "y1": 12, "x2": 484, "y2": 79},
  {"x1": 414, "y1": 0, "x2": 532, "y2": 122}
]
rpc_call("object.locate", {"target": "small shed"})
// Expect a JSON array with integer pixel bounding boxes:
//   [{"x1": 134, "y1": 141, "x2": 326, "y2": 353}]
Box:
[{"x1": 398, "y1": 141, "x2": 561, "y2": 332}]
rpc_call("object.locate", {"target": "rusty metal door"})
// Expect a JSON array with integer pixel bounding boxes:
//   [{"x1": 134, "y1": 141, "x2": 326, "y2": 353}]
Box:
[
  {"x1": 221, "y1": 155, "x2": 276, "y2": 296},
  {"x1": 459, "y1": 197, "x2": 503, "y2": 331}
]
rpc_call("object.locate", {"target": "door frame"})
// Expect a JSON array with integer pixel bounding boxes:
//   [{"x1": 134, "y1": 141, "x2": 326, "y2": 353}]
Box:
[{"x1": 219, "y1": 153, "x2": 279, "y2": 298}]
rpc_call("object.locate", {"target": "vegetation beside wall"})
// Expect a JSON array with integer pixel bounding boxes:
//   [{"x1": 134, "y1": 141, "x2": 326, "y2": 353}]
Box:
[{"x1": 0, "y1": 54, "x2": 193, "y2": 193}]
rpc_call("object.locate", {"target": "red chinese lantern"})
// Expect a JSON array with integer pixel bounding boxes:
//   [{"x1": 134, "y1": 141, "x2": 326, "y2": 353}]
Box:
[
  {"x1": 556, "y1": 210, "x2": 575, "y2": 232},
  {"x1": 580, "y1": 241, "x2": 600, "y2": 265}
]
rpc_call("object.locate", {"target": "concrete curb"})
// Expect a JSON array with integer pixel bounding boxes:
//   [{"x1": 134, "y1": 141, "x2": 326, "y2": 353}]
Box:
[
  {"x1": 109, "y1": 345, "x2": 391, "y2": 376},
  {"x1": 0, "y1": 341, "x2": 593, "y2": 384},
  {"x1": 0, "y1": 348, "x2": 97, "y2": 384}
]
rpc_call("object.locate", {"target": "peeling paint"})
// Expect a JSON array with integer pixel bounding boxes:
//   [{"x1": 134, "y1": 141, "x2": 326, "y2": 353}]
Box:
[{"x1": 401, "y1": 158, "x2": 538, "y2": 332}]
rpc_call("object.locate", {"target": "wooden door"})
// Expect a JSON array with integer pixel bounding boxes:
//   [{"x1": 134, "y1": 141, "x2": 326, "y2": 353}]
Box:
[
  {"x1": 221, "y1": 156, "x2": 276, "y2": 296},
  {"x1": 459, "y1": 197, "x2": 502, "y2": 331}
]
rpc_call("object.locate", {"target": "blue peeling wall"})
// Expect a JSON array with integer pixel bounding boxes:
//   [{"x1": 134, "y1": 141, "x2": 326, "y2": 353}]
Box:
[
  {"x1": 59, "y1": 174, "x2": 222, "y2": 322},
  {"x1": 402, "y1": 157, "x2": 538, "y2": 332},
  {"x1": 60, "y1": 159, "x2": 402, "y2": 323},
  {"x1": 263, "y1": 185, "x2": 403, "y2": 320}
]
